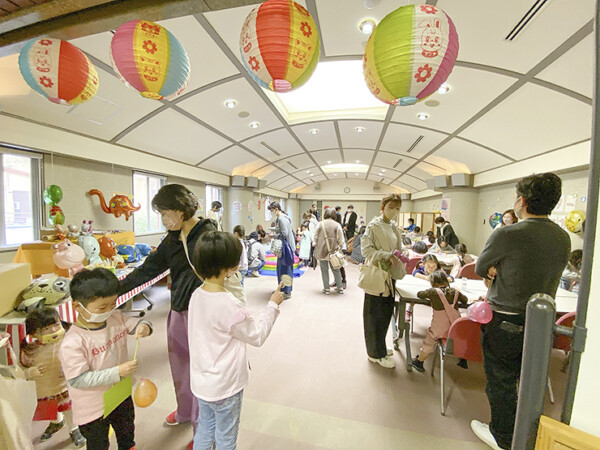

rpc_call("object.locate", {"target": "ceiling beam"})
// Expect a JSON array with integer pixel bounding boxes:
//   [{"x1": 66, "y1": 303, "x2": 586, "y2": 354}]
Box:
[{"x1": 0, "y1": 0, "x2": 261, "y2": 57}]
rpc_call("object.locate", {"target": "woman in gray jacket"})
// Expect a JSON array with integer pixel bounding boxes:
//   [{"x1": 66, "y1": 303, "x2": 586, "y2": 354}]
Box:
[
  {"x1": 314, "y1": 208, "x2": 345, "y2": 294},
  {"x1": 268, "y1": 201, "x2": 295, "y2": 299},
  {"x1": 361, "y1": 194, "x2": 406, "y2": 369}
]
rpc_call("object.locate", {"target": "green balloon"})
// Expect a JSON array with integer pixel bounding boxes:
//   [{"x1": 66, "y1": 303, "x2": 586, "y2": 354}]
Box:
[{"x1": 43, "y1": 185, "x2": 63, "y2": 205}]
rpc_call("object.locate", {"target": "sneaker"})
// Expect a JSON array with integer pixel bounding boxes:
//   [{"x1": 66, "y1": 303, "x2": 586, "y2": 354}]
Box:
[
  {"x1": 330, "y1": 282, "x2": 337, "y2": 288},
  {"x1": 411, "y1": 358, "x2": 425, "y2": 373},
  {"x1": 368, "y1": 356, "x2": 396, "y2": 369},
  {"x1": 41, "y1": 420, "x2": 65, "y2": 442},
  {"x1": 70, "y1": 428, "x2": 86, "y2": 448},
  {"x1": 457, "y1": 358, "x2": 469, "y2": 369},
  {"x1": 470, "y1": 420, "x2": 502, "y2": 450},
  {"x1": 387, "y1": 348, "x2": 393, "y2": 356},
  {"x1": 164, "y1": 411, "x2": 180, "y2": 426},
  {"x1": 283, "y1": 293, "x2": 292, "y2": 300},
  {"x1": 322, "y1": 289, "x2": 330, "y2": 295},
  {"x1": 336, "y1": 288, "x2": 344, "y2": 294}
]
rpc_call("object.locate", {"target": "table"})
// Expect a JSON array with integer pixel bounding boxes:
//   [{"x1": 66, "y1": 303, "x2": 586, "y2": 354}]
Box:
[
  {"x1": 12, "y1": 231, "x2": 135, "y2": 276},
  {"x1": 0, "y1": 268, "x2": 169, "y2": 364},
  {"x1": 394, "y1": 276, "x2": 578, "y2": 372}
]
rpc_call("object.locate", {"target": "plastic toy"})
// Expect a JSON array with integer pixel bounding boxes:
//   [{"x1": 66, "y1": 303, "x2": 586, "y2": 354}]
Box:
[
  {"x1": 80, "y1": 220, "x2": 93, "y2": 235},
  {"x1": 52, "y1": 240, "x2": 85, "y2": 276},
  {"x1": 565, "y1": 210, "x2": 585, "y2": 233},
  {"x1": 78, "y1": 234, "x2": 101, "y2": 265},
  {"x1": 43, "y1": 185, "x2": 65, "y2": 225},
  {"x1": 88, "y1": 189, "x2": 141, "y2": 221},
  {"x1": 467, "y1": 300, "x2": 492, "y2": 324},
  {"x1": 135, "y1": 243, "x2": 153, "y2": 256},
  {"x1": 98, "y1": 235, "x2": 125, "y2": 268},
  {"x1": 117, "y1": 244, "x2": 142, "y2": 263},
  {"x1": 133, "y1": 378, "x2": 158, "y2": 407},
  {"x1": 16, "y1": 275, "x2": 71, "y2": 312},
  {"x1": 489, "y1": 212, "x2": 502, "y2": 229}
]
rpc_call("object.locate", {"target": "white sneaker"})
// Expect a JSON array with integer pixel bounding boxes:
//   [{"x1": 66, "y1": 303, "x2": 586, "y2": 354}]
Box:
[
  {"x1": 368, "y1": 356, "x2": 396, "y2": 369},
  {"x1": 387, "y1": 348, "x2": 393, "y2": 356},
  {"x1": 471, "y1": 420, "x2": 502, "y2": 450}
]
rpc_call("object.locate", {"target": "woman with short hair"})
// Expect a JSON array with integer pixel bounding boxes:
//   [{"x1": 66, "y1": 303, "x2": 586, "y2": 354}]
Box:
[{"x1": 314, "y1": 208, "x2": 345, "y2": 294}]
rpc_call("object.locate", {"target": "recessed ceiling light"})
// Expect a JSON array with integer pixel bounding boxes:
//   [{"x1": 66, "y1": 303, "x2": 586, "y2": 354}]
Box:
[
  {"x1": 327, "y1": 160, "x2": 332, "y2": 164},
  {"x1": 249, "y1": 121, "x2": 260, "y2": 128},
  {"x1": 309, "y1": 128, "x2": 319, "y2": 135},
  {"x1": 306, "y1": 170, "x2": 311, "y2": 173},
  {"x1": 333, "y1": 173, "x2": 338, "y2": 176},
  {"x1": 381, "y1": 169, "x2": 386, "y2": 172},
  {"x1": 355, "y1": 126, "x2": 365, "y2": 133},
  {"x1": 355, "y1": 160, "x2": 360, "y2": 163},
  {"x1": 359, "y1": 18, "x2": 376, "y2": 35},
  {"x1": 437, "y1": 83, "x2": 450, "y2": 94},
  {"x1": 417, "y1": 112, "x2": 429, "y2": 121},
  {"x1": 224, "y1": 99, "x2": 237, "y2": 109},
  {"x1": 355, "y1": 173, "x2": 360, "y2": 176}
]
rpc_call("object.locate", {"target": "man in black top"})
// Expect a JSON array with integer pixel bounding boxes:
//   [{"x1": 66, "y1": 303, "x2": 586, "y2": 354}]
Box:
[
  {"x1": 471, "y1": 173, "x2": 570, "y2": 450},
  {"x1": 334, "y1": 206, "x2": 342, "y2": 225},
  {"x1": 342, "y1": 204, "x2": 358, "y2": 240},
  {"x1": 311, "y1": 204, "x2": 320, "y2": 221},
  {"x1": 434, "y1": 216, "x2": 459, "y2": 247}
]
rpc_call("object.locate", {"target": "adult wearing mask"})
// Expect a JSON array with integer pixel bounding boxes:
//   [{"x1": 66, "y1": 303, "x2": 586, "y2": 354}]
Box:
[
  {"x1": 119, "y1": 184, "x2": 215, "y2": 448},
  {"x1": 334, "y1": 206, "x2": 342, "y2": 225},
  {"x1": 269, "y1": 202, "x2": 295, "y2": 299},
  {"x1": 314, "y1": 208, "x2": 345, "y2": 294},
  {"x1": 360, "y1": 194, "x2": 406, "y2": 369},
  {"x1": 434, "y1": 216, "x2": 459, "y2": 248},
  {"x1": 471, "y1": 173, "x2": 570, "y2": 450},
  {"x1": 207, "y1": 201, "x2": 222, "y2": 231},
  {"x1": 342, "y1": 205, "x2": 358, "y2": 240},
  {"x1": 311, "y1": 204, "x2": 320, "y2": 221}
]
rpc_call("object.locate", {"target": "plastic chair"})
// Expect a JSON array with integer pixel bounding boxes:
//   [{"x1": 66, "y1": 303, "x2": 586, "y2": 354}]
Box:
[
  {"x1": 431, "y1": 317, "x2": 483, "y2": 416},
  {"x1": 547, "y1": 312, "x2": 576, "y2": 403},
  {"x1": 457, "y1": 262, "x2": 482, "y2": 280},
  {"x1": 405, "y1": 257, "x2": 422, "y2": 275}
]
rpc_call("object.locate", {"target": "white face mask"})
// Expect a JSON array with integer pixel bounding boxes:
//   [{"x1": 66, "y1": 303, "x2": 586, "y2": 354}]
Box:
[{"x1": 79, "y1": 303, "x2": 115, "y2": 324}]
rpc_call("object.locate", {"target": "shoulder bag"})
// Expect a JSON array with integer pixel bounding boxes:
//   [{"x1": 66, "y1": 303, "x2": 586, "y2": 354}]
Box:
[{"x1": 322, "y1": 223, "x2": 345, "y2": 270}]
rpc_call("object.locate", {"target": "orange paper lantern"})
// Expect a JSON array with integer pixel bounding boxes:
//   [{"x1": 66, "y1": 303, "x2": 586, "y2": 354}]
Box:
[{"x1": 133, "y1": 378, "x2": 157, "y2": 407}]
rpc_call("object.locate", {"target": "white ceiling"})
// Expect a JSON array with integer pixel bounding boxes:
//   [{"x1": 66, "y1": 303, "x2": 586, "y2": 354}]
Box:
[{"x1": 0, "y1": 0, "x2": 594, "y2": 194}]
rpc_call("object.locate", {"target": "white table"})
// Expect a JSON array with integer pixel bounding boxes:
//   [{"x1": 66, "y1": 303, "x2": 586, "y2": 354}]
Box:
[{"x1": 394, "y1": 275, "x2": 578, "y2": 371}]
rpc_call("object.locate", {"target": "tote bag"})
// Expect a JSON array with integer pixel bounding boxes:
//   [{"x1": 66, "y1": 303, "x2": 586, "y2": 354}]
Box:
[
  {"x1": 321, "y1": 223, "x2": 345, "y2": 270},
  {"x1": 357, "y1": 259, "x2": 388, "y2": 294},
  {"x1": 270, "y1": 236, "x2": 283, "y2": 257}
]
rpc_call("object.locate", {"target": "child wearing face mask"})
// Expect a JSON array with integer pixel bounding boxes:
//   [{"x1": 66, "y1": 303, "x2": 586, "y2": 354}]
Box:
[
  {"x1": 20, "y1": 308, "x2": 86, "y2": 447},
  {"x1": 188, "y1": 231, "x2": 284, "y2": 449},
  {"x1": 58, "y1": 268, "x2": 152, "y2": 449}
]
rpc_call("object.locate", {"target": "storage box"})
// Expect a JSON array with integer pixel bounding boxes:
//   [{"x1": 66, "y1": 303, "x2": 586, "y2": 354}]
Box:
[{"x1": 0, "y1": 263, "x2": 32, "y2": 316}]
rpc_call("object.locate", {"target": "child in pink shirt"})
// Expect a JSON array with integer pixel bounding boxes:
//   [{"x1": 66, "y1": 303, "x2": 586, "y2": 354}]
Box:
[
  {"x1": 58, "y1": 268, "x2": 152, "y2": 449},
  {"x1": 188, "y1": 231, "x2": 283, "y2": 450}
]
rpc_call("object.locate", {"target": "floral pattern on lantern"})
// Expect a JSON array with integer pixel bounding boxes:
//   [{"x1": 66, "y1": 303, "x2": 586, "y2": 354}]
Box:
[
  {"x1": 110, "y1": 20, "x2": 190, "y2": 100},
  {"x1": 363, "y1": 4, "x2": 459, "y2": 106},
  {"x1": 19, "y1": 38, "x2": 99, "y2": 105},
  {"x1": 240, "y1": 0, "x2": 320, "y2": 92}
]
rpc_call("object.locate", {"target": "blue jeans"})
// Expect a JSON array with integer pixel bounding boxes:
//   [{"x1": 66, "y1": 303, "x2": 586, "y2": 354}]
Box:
[
  {"x1": 248, "y1": 260, "x2": 265, "y2": 275},
  {"x1": 239, "y1": 269, "x2": 247, "y2": 287},
  {"x1": 194, "y1": 390, "x2": 243, "y2": 450},
  {"x1": 276, "y1": 256, "x2": 293, "y2": 294}
]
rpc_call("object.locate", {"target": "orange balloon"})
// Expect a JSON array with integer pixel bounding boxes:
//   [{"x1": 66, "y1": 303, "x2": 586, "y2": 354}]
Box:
[{"x1": 133, "y1": 378, "x2": 157, "y2": 407}]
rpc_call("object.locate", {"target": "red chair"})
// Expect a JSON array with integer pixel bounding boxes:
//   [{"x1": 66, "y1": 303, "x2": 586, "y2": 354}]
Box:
[
  {"x1": 431, "y1": 317, "x2": 483, "y2": 415},
  {"x1": 546, "y1": 312, "x2": 576, "y2": 404},
  {"x1": 457, "y1": 262, "x2": 482, "y2": 280},
  {"x1": 405, "y1": 257, "x2": 422, "y2": 275}
]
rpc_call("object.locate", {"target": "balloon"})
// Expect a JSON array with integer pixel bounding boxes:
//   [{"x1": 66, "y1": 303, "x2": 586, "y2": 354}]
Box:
[
  {"x1": 565, "y1": 210, "x2": 585, "y2": 233},
  {"x1": 489, "y1": 212, "x2": 502, "y2": 229},
  {"x1": 43, "y1": 185, "x2": 63, "y2": 204},
  {"x1": 134, "y1": 378, "x2": 157, "y2": 407},
  {"x1": 467, "y1": 301, "x2": 492, "y2": 324}
]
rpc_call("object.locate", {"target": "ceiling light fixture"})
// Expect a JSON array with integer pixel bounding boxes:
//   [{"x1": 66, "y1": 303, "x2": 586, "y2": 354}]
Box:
[
  {"x1": 363, "y1": 0, "x2": 380, "y2": 9},
  {"x1": 381, "y1": 169, "x2": 385, "y2": 172},
  {"x1": 355, "y1": 160, "x2": 360, "y2": 163},
  {"x1": 249, "y1": 121, "x2": 260, "y2": 128},
  {"x1": 327, "y1": 160, "x2": 332, "y2": 164},
  {"x1": 437, "y1": 83, "x2": 450, "y2": 94},
  {"x1": 224, "y1": 99, "x2": 237, "y2": 109},
  {"x1": 359, "y1": 18, "x2": 376, "y2": 35},
  {"x1": 355, "y1": 126, "x2": 365, "y2": 133},
  {"x1": 322, "y1": 163, "x2": 368, "y2": 173},
  {"x1": 309, "y1": 128, "x2": 319, "y2": 135},
  {"x1": 417, "y1": 112, "x2": 429, "y2": 121}
]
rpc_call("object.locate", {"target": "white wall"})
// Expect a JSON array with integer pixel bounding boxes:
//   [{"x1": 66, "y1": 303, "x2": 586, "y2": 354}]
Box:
[
  {"x1": 413, "y1": 195, "x2": 442, "y2": 213},
  {"x1": 443, "y1": 189, "x2": 479, "y2": 252},
  {"x1": 296, "y1": 178, "x2": 403, "y2": 200}
]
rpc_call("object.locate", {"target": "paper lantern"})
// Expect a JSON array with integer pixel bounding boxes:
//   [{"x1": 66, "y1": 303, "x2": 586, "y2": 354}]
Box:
[
  {"x1": 110, "y1": 20, "x2": 190, "y2": 100},
  {"x1": 134, "y1": 378, "x2": 158, "y2": 407},
  {"x1": 18, "y1": 38, "x2": 99, "y2": 105},
  {"x1": 240, "y1": 0, "x2": 320, "y2": 92},
  {"x1": 565, "y1": 210, "x2": 585, "y2": 233},
  {"x1": 489, "y1": 213, "x2": 502, "y2": 229},
  {"x1": 363, "y1": 4, "x2": 459, "y2": 105}
]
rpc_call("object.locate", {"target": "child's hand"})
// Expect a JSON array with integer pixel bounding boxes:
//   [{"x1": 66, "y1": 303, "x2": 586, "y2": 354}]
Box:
[
  {"x1": 135, "y1": 324, "x2": 151, "y2": 339},
  {"x1": 118, "y1": 360, "x2": 138, "y2": 377},
  {"x1": 270, "y1": 284, "x2": 284, "y2": 305}
]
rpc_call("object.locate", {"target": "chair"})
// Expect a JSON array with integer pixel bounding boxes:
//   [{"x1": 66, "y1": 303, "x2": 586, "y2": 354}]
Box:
[
  {"x1": 457, "y1": 262, "x2": 482, "y2": 280},
  {"x1": 405, "y1": 257, "x2": 422, "y2": 275},
  {"x1": 431, "y1": 317, "x2": 483, "y2": 416},
  {"x1": 546, "y1": 312, "x2": 576, "y2": 403}
]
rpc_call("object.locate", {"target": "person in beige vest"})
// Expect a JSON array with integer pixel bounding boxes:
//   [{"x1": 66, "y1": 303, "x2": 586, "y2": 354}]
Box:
[
  {"x1": 360, "y1": 194, "x2": 406, "y2": 369},
  {"x1": 314, "y1": 208, "x2": 345, "y2": 294}
]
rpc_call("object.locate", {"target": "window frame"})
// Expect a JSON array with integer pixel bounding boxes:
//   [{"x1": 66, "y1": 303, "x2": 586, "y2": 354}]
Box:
[
  {"x1": 0, "y1": 146, "x2": 42, "y2": 250},
  {"x1": 132, "y1": 171, "x2": 167, "y2": 236}
]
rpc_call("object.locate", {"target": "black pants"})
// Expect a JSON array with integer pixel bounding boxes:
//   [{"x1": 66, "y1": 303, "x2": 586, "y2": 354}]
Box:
[
  {"x1": 78, "y1": 396, "x2": 135, "y2": 450},
  {"x1": 363, "y1": 293, "x2": 395, "y2": 359},
  {"x1": 481, "y1": 312, "x2": 526, "y2": 450},
  {"x1": 340, "y1": 266, "x2": 347, "y2": 284}
]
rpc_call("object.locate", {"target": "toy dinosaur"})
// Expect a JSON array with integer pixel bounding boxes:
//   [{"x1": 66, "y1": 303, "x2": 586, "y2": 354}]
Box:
[{"x1": 88, "y1": 189, "x2": 141, "y2": 221}]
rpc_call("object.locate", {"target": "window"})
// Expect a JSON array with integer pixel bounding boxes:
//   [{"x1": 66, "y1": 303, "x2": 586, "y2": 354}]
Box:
[
  {"x1": 205, "y1": 185, "x2": 223, "y2": 213},
  {"x1": 133, "y1": 172, "x2": 166, "y2": 234},
  {"x1": 0, "y1": 149, "x2": 42, "y2": 247}
]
